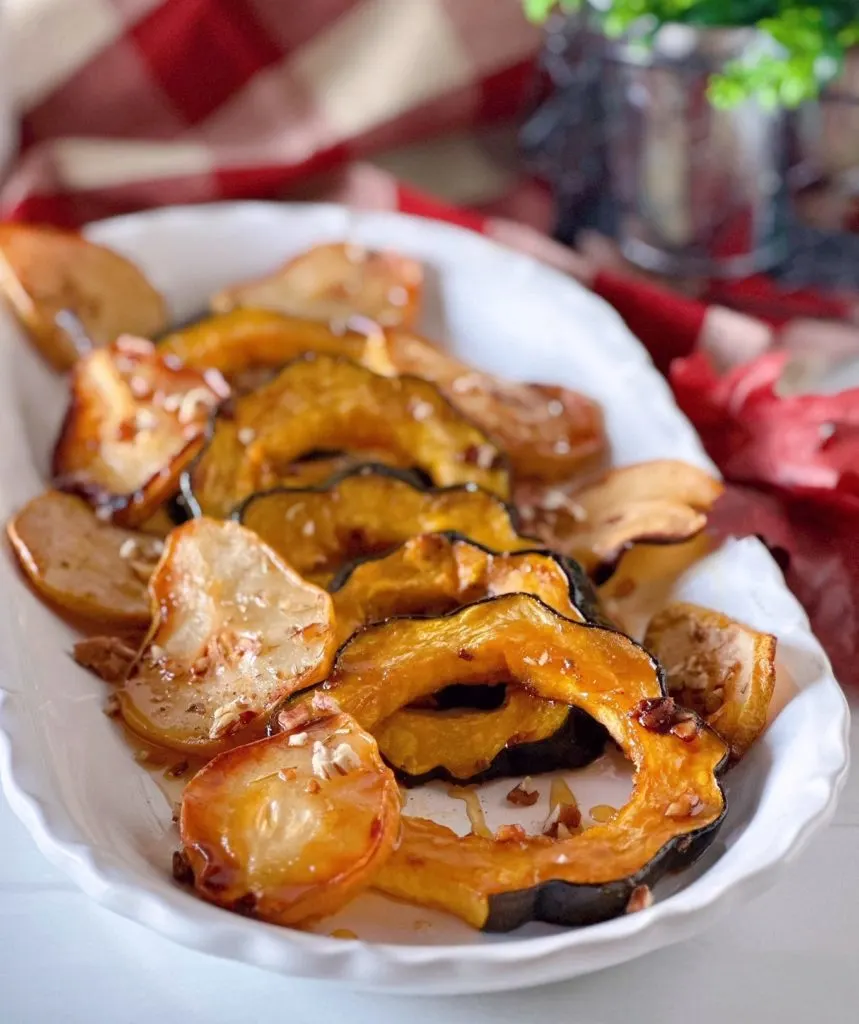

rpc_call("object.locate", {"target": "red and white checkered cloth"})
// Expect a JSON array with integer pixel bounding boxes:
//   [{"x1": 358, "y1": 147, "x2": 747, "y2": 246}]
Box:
[
  {"x1": 0, "y1": 0, "x2": 858, "y2": 686},
  {"x1": 0, "y1": 0, "x2": 546, "y2": 226}
]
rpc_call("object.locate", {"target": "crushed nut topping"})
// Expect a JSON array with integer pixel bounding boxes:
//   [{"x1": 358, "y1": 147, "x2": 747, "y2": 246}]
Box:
[
  {"x1": 537, "y1": 650, "x2": 550, "y2": 666},
  {"x1": 237, "y1": 427, "x2": 256, "y2": 445},
  {"x1": 134, "y1": 409, "x2": 157, "y2": 432},
  {"x1": 177, "y1": 387, "x2": 217, "y2": 425},
  {"x1": 543, "y1": 800, "x2": 582, "y2": 837},
  {"x1": 103, "y1": 693, "x2": 121, "y2": 718},
  {"x1": 302, "y1": 520, "x2": 316, "y2": 537},
  {"x1": 626, "y1": 884, "x2": 653, "y2": 914},
  {"x1": 331, "y1": 742, "x2": 361, "y2": 774},
  {"x1": 409, "y1": 399, "x2": 434, "y2": 421},
  {"x1": 172, "y1": 849, "x2": 194, "y2": 886},
  {"x1": 288, "y1": 731, "x2": 309, "y2": 747},
  {"x1": 304, "y1": 778, "x2": 321, "y2": 794},
  {"x1": 665, "y1": 792, "x2": 703, "y2": 819},
  {"x1": 631, "y1": 696, "x2": 689, "y2": 734},
  {"x1": 494, "y1": 824, "x2": 527, "y2": 843},
  {"x1": 671, "y1": 718, "x2": 699, "y2": 742},
  {"x1": 506, "y1": 777, "x2": 539, "y2": 807},
  {"x1": 208, "y1": 697, "x2": 252, "y2": 740},
  {"x1": 118, "y1": 538, "x2": 138, "y2": 559},
  {"x1": 74, "y1": 636, "x2": 137, "y2": 684}
]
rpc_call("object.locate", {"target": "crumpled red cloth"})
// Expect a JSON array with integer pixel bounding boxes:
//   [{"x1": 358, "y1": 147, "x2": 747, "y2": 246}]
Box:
[{"x1": 670, "y1": 350, "x2": 859, "y2": 686}]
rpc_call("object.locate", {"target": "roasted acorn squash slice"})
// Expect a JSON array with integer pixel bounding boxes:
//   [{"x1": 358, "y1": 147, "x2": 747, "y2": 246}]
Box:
[
  {"x1": 281, "y1": 593, "x2": 727, "y2": 930},
  {"x1": 210, "y1": 242, "x2": 422, "y2": 328},
  {"x1": 517, "y1": 460, "x2": 723, "y2": 580},
  {"x1": 118, "y1": 518, "x2": 335, "y2": 755},
  {"x1": 159, "y1": 309, "x2": 369, "y2": 378},
  {"x1": 0, "y1": 224, "x2": 167, "y2": 371},
  {"x1": 644, "y1": 602, "x2": 777, "y2": 761},
  {"x1": 330, "y1": 533, "x2": 606, "y2": 783},
  {"x1": 184, "y1": 354, "x2": 508, "y2": 516},
  {"x1": 7, "y1": 490, "x2": 158, "y2": 628},
  {"x1": 238, "y1": 466, "x2": 533, "y2": 586},
  {"x1": 330, "y1": 532, "x2": 593, "y2": 645},
  {"x1": 365, "y1": 330, "x2": 606, "y2": 482},
  {"x1": 52, "y1": 337, "x2": 229, "y2": 526},
  {"x1": 180, "y1": 708, "x2": 401, "y2": 926}
]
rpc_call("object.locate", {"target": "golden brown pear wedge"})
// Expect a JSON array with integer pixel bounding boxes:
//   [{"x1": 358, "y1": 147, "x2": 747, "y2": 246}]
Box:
[
  {"x1": 645, "y1": 601, "x2": 777, "y2": 761},
  {"x1": 210, "y1": 242, "x2": 423, "y2": 328},
  {"x1": 119, "y1": 518, "x2": 336, "y2": 755},
  {"x1": 53, "y1": 336, "x2": 229, "y2": 526},
  {"x1": 180, "y1": 708, "x2": 401, "y2": 926},
  {"x1": 0, "y1": 224, "x2": 167, "y2": 370},
  {"x1": 7, "y1": 490, "x2": 160, "y2": 628}
]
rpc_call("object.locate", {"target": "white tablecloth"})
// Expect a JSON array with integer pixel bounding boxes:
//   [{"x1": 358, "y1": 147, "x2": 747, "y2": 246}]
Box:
[{"x1": 2, "y1": 691, "x2": 856, "y2": 1023}]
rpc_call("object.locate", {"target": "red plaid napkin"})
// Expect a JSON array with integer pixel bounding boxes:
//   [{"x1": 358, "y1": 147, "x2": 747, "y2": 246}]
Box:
[{"x1": 1, "y1": 0, "x2": 857, "y2": 684}]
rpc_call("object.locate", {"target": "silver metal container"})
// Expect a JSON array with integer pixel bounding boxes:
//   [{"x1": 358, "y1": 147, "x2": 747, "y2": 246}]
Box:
[{"x1": 606, "y1": 26, "x2": 789, "y2": 277}]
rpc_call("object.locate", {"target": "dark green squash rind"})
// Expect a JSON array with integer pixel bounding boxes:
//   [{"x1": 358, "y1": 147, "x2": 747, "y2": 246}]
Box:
[
  {"x1": 329, "y1": 529, "x2": 607, "y2": 628},
  {"x1": 483, "y1": 805, "x2": 726, "y2": 930}
]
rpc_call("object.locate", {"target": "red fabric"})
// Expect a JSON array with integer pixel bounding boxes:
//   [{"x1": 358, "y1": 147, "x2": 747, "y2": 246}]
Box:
[{"x1": 593, "y1": 270, "x2": 705, "y2": 376}]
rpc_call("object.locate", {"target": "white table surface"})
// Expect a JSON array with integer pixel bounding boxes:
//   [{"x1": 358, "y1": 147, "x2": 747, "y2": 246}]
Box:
[{"x1": 1, "y1": 689, "x2": 855, "y2": 1023}]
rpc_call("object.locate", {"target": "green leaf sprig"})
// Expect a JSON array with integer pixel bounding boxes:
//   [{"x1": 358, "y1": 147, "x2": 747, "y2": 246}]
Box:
[{"x1": 525, "y1": 1, "x2": 859, "y2": 107}]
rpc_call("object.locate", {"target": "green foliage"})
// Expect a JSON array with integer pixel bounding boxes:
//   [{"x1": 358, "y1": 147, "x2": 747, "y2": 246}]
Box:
[{"x1": 525, "y1": 2, "x2": 859, "y2": 107}]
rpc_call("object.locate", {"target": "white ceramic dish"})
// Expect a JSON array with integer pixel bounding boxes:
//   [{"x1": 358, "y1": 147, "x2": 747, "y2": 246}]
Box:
[{"x1": 0, "y1": 202, "x2": 849, "y2": 994}]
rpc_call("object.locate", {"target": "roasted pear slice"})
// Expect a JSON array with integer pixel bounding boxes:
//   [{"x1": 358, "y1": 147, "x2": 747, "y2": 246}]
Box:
[
  {"x1": 53, "y1": 336, "x2": 229, "y2": 526},
  {"x1": 7, "y1": 490, "x2": 159, "y2": 628},
  {"x1": 364, "y1": 330, "x2": 606, "y2": 482},
  {"x1": 238, "y1": 466, "x2": 533, "y2": 586},
  {"x1": 517, "y1": 460, "x2": 724, "y2": 580},
  {"x1": 184, "y1": 353, "x2": 508, "y2": 516},
  {"x1": 118, "y1": 518, "x2": 335, "y2": 755},
  {"x1": 645, "y1": 602, "x2": 777, "y2": 761},
  {"x1": 210, "y1": 242, "x2": 422, "y2": 328},
  {"x1": 180, "y1": 708, "x2": 401, "y2": 926},
  {"x1": 0, "y1": 224, "x2": 167, "y2": 370}
]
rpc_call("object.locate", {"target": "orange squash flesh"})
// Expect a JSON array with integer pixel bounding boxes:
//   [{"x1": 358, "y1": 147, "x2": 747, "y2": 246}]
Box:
[
  {"x1": 180, "y1": 710, "x2": 401, "y2": 926},
  {"x1": 159, "y1": 309, "x2": 369, "y2": 378},
  {"x1": 331, "y1": 533, "x2": 600, "y2": 782},
  {"x1": 644, "y1": 602, "x2": 776, "y2": 761},
  {"x1": 185, "y1": 354, "x2": 509, "y2": 518},
  {"x1": 238, "y1": 466, "x2": 534, "y2": 586},
  {"x1": 282, "y1": 594, "x2": 727, "y2": 930}
]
